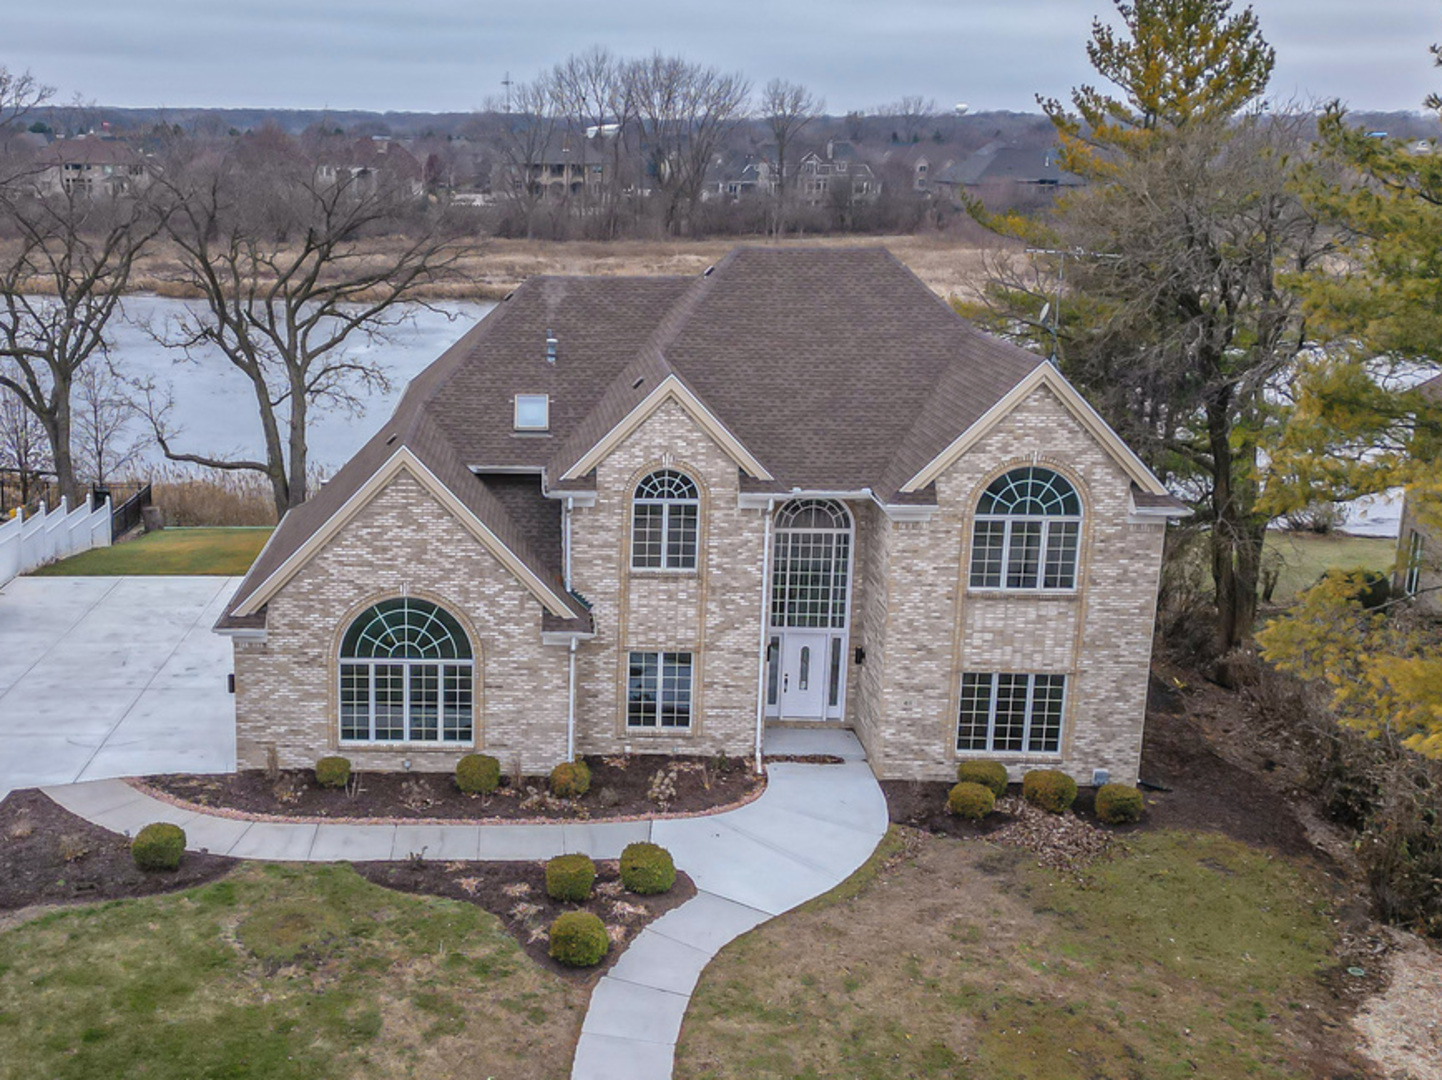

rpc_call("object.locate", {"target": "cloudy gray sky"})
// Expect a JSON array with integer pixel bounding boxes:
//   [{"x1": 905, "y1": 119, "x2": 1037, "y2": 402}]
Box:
[{"x1": 9, "y1": 0, "x2": 1438, "y2": 115}]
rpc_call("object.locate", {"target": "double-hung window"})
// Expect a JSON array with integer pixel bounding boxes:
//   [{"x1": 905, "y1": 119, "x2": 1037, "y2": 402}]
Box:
[
  {"x1": 970, "y1": 467, "x2": 1081, "y2": 590},
  {"x1": 957, "y1": 672, "x2": 1066, "y2": 754},
  {"x1": 632, "y1": 469, "x2": 699, "y2": 570},
  {"x1": 627, "y1": 651, "x2": 693, "y2": 729}
]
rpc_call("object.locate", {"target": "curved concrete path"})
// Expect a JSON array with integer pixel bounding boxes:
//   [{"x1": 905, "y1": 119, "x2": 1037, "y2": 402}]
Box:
[{"x1": 41, "y1": 727, "x2": 888, "y2": 1080}]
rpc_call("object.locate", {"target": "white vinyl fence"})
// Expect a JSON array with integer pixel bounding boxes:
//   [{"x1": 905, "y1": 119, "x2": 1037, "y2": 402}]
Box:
[{"x1": 0, "y1": 497, "x2": 111, "y2": 586}]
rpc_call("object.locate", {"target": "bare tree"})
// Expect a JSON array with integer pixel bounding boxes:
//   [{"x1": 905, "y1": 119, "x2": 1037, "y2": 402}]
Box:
[
  {"x1": 145, "y1": 130, "x2": 461, "y2": 517},
  {"x1": 625, "y1": 54, "x2": 750, "y2": 235},
  {"x1": 762, "y1": 78, "x2": 822, "y2": 237},
  {"x1": 0, "y1": 66, "x2": 53, "y2": 131},
  {"x1": 552, "y1": 47, "x2": 636, "y2": 237},
  {"x1": 0, "y1": 187, "x2": 163, "y2": 503},
  {"x1": 490, "y1": 75, "x2": 562, "y2": 239},
  {"x1": 878, "y1": 95, "x2": 937, "y2": 143},
  {"x1": 73, "y1": 362, "x2": 147, "y2": 484},
  {"x1": 0, "y1": 371, "x2": 52, "y2": 509}
]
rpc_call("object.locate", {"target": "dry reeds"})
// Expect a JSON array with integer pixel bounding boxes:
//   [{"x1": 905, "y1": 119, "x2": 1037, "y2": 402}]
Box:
[{"x1": 146, "y1": 466, "x2": 277, "y2": 526}]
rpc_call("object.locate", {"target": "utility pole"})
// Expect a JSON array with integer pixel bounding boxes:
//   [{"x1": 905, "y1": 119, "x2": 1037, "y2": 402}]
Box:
[{"x1": 502, "y1": 72, "x2": 513, "y2": 114}]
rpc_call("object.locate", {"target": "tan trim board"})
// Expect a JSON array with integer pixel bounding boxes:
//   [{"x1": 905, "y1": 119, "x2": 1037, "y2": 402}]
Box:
[
  {"x1": 561, "y1": 374, "x2": 774, "y2": 482},
  {"x1": 902, "y1": 365, "x2": 1169, "y2": 496},
  {"x1": 231, "y1": 446, "x2": 576, "y2": 619}
]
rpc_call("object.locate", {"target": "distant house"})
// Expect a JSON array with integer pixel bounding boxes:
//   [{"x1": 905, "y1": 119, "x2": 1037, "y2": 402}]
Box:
[
  {"x1": 315, "y1": 138, "x2": 424, "y2": 198},
  {"x1": 934, "y1": 144, "x2": 1083, "y2": 211},
  {"x1": 706, "y1": 150, "x2": 778, "y2": 201},
  {"x1": 879, "y1": 144, "x2": 962, "y2": 195},
  {"x1": 216, "y1": 247, "x2": 1187, "y2": 785},
  {"x1": 1396, "y1": 374, "x2": 1442, "y2": 613},
  {"x1": 31, "y1": 138, "x2": 148, "y2": 198},
  {"x1": 797, "y1": 141, "x2": 879, "y2": 204},
  {"x1": 491, "y1": 136, "x2": 607, "y2": 203}
]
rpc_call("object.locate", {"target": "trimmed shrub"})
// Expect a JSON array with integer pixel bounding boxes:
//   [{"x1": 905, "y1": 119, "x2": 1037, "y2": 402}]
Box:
[
  {"x1": 619, "y1": 841, "x2": 676, "y2": 895},
  {"x1": 314, "y1": 756, "x2": 351, "y2": 789},
  {"x1": 947, "y1": 781, "x2": 996, "y2": 820},
  {"x1": 1022, "y1": 769, "x2": 1078, "y2": 814},
  {"x1": 548, "y1": 911, "x2": 609, "y2": 967},
  {"x1": 550, "y1": 760, "x2": 592, "y2": 799},
  {"x1": 132, "y1": 822, "x2": 186, "y2": 871},
  {"x1": 956, "y1": 759, "x2": 1009, "y2": 798},
  {"x1": 1095, "y1": 783, "x2": 1145, "y2": 825},
  {"x1": 545, "y1": 854, "x2": 597, "y2": 902},
  {"x1": 456, "y1": 753, "x2": 501, "y2": 794}
]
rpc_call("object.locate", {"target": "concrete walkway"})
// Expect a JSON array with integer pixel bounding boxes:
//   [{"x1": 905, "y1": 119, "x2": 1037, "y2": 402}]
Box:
[
  {"x1": 41, "y1": 727, "x2": 887, "y2": 1080},
  {"x1": 0, "y1": 575, "x2": 240, "y2": 798}
]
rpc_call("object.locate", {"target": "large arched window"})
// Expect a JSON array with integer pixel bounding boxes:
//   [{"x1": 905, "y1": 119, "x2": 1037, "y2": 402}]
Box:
[
  {"x1": 339, "y1": 598, "x2": 474, "y2": 744},
  {"x1": 631, "y1": 469, "x2": 699, "y2": 570},
  {"x1": 969, "y1": 467, "x2": 1081, "y2": 590}
]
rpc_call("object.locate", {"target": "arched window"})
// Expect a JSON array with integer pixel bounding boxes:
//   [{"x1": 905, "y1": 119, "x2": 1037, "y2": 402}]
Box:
[
  {"x1": 969, "y1": 467, "x2": 1081, "y2": 590},
  {"x1": 632, "y1": 469, "x2": 699, "y2": 570},
  {"x1": 339, "y1": 598, "x2": 474, "y2": 744}
]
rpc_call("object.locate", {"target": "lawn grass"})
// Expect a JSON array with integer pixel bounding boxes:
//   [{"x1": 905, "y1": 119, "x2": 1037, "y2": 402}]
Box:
[
  {"x1": 1263, "y1": 530, "x2": 1397, "y2": 603},
  {"x1": 676, "y1": 828, "x2": 1347, "y2": 1080},
  {"x1": 0, "y1": 862, "x2": 584, "y2": 1080},
  {"x1": 30, "y1": 527, "x2": 272, "y2": 577}
]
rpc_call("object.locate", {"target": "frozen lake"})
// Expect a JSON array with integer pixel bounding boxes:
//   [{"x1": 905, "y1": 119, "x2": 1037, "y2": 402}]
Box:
[{"x1": 107, "y1": 295, "x2": 495, "y2": 473}]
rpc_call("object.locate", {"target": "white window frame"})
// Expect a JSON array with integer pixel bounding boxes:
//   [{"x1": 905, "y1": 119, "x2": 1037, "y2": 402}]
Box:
[
  {"x1": 626, "y1": 650, "x2": 694, "y2": 729},
  {"x1": 969, "y1": 467, "x2": 1082, "y2": 592},
  {"x1": 1404, "y1": 529, "x2": 1424, "y2": 596},
  {"x1": 956, "y1": 671, "x2": 1067, "y2": 755},
  {"x1": 631, "y1": 470, "x2": 700, "y2": 571},
  {"x1": 513, "y1": 393, "x2": 550, "y2": 431},
  {"x1": 339, "y1": 659, "x2": 474, "y2": 745}
]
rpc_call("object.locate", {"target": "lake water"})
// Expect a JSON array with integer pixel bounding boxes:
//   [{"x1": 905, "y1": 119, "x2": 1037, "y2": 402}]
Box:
[{"x1": 107, "y1": 295, "x2": 495, "y2": 473}]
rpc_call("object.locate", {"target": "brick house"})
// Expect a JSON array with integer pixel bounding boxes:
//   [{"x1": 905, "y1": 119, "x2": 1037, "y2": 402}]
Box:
[
  {"x1": 216, "y1": 248, "x2": 1186, "y2": 783},
  {"x1": 1396, "y1": 374, "x2": 1441, "y2": 613}
]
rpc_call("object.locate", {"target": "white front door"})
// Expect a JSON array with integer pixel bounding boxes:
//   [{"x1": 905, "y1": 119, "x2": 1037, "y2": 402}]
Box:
[{"x1": 777, "y1": 631, "x2": 828, "y2": 719}]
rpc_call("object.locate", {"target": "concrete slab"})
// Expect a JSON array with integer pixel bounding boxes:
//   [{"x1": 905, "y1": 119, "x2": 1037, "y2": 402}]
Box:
[
  {"x1": 562, "y1": 819, "x2": 652, "y2": 859},
  {"x1": 41, "y1": 778, "x2": 148, "y2": 819},
  {"x1": 581, "y1": 978, "x2": 691, "y2": 1044},
  {"x1": 711, "y1": 801, "x2": 883, "y2": 879},
  {"x1": 309, "y1": 824, "x2": 398, "y2": 862},
  {"x1": 227, "y1": 822, "x2": 319, "y2": 861},
  {"x1": 0, "y1": 576, "x2": 240, "y2": 798},
  {"x1": 570, "y1": 1033, "x2": 675, "y2": 1080},
  {"x1": 605, "y1": 927, "x2": 714, "y2": 997},
  {"x1": 652, "y1": 816, "x2": 839, "y2": 915},
  {"x1": 391, "y1": 825, "x2": 481, "y2": 861},
  {"x1": 763, "y1": 726, "x2": 867, "y2": 760},
  {"x1": 96, "y1": 795, "x2": 201, "y2": 838},
  {"x1": 643, "y1": 890, "x2": 770, "y2": 956},
  {"x1": 751, "y1": 762, "x2": 890, "y2": 834},
  {"x1": 180, "y1": 814, "x2": 253, "y2": 855},
  {"x1": 475, "y1": 824, "x2": 566, "y2": 861}
]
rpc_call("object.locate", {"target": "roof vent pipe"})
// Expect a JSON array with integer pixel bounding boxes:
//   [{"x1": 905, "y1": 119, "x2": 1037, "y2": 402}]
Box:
[{"x1": 545, "y1": 330, "x2": 558, "y2": 364}]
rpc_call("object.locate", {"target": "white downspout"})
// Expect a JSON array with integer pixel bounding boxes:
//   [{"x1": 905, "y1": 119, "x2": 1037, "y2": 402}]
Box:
[
  {"x1": 567, "y1": 636, "x2": 578, "y2": 762},
  {"x1": 563, "y1": 496, "x2": 574, "y2": 591},
  {"x1": 753, "y1": 497, "x2": 775, "y2": 774}
]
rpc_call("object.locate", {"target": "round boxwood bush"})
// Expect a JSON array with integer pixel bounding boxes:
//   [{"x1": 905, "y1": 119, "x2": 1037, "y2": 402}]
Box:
[
  {"x1": 131, "y1": 822, "x2": 186, "y2": 871},
  {"x1": 545, "y1": 853, "x2": 597, "y2": 902},
  {"x1": 456, "y1": 753, "x2": 501, "y2": 794},
  {"x1": 314, "y1": 756, "x2": 352, "y2": 789},
  {"x1": 619, "y1": 841, "x2": 676, "y2": 895},
  {"x1": 947, "y1": 781, "x2": 996, "y2": 820},
  {"x1": 548, "y1": 911, "x2": 610, "y2": 967},
  {"x1": 550, "y1": 760, "x2": 592, "y2": 799},
  {"x1": 1022, "y1": 768, "x2": 1078, "y2": 814},
  {"x1": 1095, "y1": 782, "x2": 1145, "y2": 825},
  {"x1": 956, "y1": 759, "x2": 1009, "y2": 798}
]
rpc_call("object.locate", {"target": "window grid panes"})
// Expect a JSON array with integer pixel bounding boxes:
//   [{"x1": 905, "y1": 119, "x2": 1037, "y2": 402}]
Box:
[
  {"x1": 339, "y1": 598, "x2": 474, "y2": 744},
  {"x1": 632, "y1": 470, "x2": 699, "y2": 570},
  {"x1": 771, "y1": 510, "x2": 851, "y2": 629},
  {"x1": 970, "y1": 467, "x2": 1081, "y2": 591},
  {"x1": 627, "y1": 651, "x2": 693, "y2": 729},
  {"x1": 957, "y1": 672, "x2": 1066, "y2": 754}
]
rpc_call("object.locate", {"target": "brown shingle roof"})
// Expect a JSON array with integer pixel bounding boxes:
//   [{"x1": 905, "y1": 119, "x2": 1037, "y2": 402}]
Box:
[{"x1": 218, "y1": 247, "x2": 1068, "y2": 632}]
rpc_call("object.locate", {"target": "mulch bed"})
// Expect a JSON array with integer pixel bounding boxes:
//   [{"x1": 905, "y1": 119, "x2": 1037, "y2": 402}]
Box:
[
  {"x1": 0, "y1": 789, "x2": 235, "y2": 914},
  {"x1": 141, "y1": 753, "x2": 763, "y2": 824},
  {"x1": 354, "y1": 858, "x2": 696, "y2": 980}
]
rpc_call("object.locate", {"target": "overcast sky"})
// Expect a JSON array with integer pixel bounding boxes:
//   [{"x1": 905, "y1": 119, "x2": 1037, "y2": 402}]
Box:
[{"x1": 8, "y1": 0, "x2": 1438, "y2": 116}]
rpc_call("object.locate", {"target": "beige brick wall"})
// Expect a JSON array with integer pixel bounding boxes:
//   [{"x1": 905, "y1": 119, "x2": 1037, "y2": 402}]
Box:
[
  {"x1": 865, "y1": 384, "x2": 1165, "y2": 785},
  {"x1": 233, "y1": 469, "x2": 569, "y2": 774},
  {"x1": 568, "y1": 398, "x2": 768, "y2": 758}
]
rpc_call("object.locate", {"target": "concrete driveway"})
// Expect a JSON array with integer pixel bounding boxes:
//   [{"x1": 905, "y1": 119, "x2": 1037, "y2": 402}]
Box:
[{"x1": 0, "y1": 576, "x2": 239, "y2": 798}]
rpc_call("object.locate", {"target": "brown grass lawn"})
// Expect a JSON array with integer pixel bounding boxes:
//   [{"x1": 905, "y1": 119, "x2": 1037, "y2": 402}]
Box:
[
  {"x1": 676, "y1": 828, "x2": 1369, "y2": 1080},
  {"x1": 31, "y1": 527, "x2": 271, "y2": 577}
]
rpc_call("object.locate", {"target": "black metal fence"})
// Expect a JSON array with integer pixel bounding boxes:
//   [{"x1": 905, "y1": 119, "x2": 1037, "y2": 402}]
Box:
[{"x1": 107, "y1": 482, "x2": 152, "y2": 540}]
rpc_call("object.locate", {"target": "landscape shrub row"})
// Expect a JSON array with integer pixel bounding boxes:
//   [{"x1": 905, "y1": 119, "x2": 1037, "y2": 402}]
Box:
[{"x1": 945, "y1": 761, "x2": 1142, "y2": 824}]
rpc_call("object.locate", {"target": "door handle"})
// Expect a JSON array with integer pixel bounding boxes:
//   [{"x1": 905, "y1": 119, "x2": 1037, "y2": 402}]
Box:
[{"x1": 783, "y1": 673, "x2": 789, "y2": 692}]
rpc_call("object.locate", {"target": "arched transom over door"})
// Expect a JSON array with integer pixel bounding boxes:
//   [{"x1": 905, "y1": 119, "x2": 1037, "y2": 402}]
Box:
[
  {"x1": 766, "y1": 499, "x2": 853, "y2": 721},
  {"x1": 339, "y1": 598, "x2": 475, "y2": 745}
]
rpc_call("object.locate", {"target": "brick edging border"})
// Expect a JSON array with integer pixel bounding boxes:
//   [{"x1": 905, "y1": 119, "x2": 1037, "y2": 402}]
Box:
[{"x1": 123, "y1": 772, "x2": 769, "y2": 828}]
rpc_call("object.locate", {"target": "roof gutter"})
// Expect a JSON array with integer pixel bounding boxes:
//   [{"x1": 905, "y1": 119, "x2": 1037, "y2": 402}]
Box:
[{"x1": 737, "y1": 486, "x2": 938, "y2": 523}]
